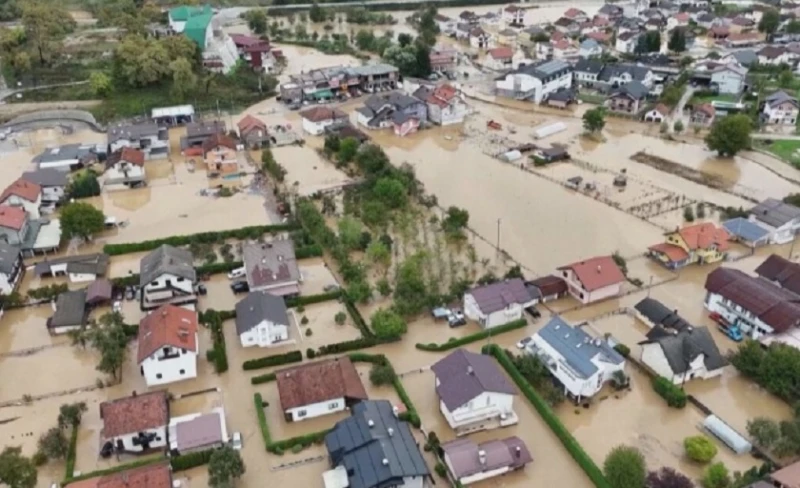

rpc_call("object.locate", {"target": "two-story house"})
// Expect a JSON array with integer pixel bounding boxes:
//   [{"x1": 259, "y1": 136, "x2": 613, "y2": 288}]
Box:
[
  {"x1": 105, "y1": 147, "x2": 146, "y2": 187},
  {"x1": 202, "y1": 133, "x2": 241, "y2": 177},
  {"x1": 486, "y1": 46, "x2": 514, "y2": 71},
  {"x1": 0, "y1": 243, "x2": 22, "y2": 295},
  {"x1": 299, "y1": 107, "x2": 348, "y2": 136},
  {"x1": 139, "y1": 244, "x2": 198, "y2": 311},
  {"x1": 107, "y1": 122, "x2": 169, "y2": 160},
  {"x1": 615, "y1": 31, "x2": 640, "y2": 54},
  {"x1": 598, "y1": 63, "x2": 655, "y2": 89},
  {"x1": 573, "y1": 59, "x2": 605, "y2": 87},
  {"x1": 503, "y1": 5, "x2": 525, "y2": 26},
  {"x1": 242, "y1": 240, "x2": 302, "y2": 296},
  {"x1": 557, "y1": 255, "x2": 625, "y2": 304},
  {"x1": 137, "y1": 304, "x2": 199, "y2": 386},
  {"x1": 431, "y1": 349, "x2": 518, "y2": 436},
  {"x1": 429, "y1": 45, "x2": 458, "y2": 74},
  {"x1": 100, "y1": 391, "x2": 169, "y2": 455},
  {"x1": 414, "y1": 83, "x2": 469, "y2": 126},
  {"x1": 355, "y1": 92, "x2": 428, "y2": 137},
  {"x1": 527, "y1": 316, "x2": 626, "y2": 402},
  {"x1": 0, "y1": 179, "x2": 42, "y2": 219},
  {"x1": 469, "y1": 27, "x2": 493, "y2": 49},
  {"x1": 748, "y1": 198, "x2": 800, "y2": 244},
  {"x1": 276, "y1": 357, "x2": 368, "y2": 422},
  {"x1": 237, "y1": 115, "x2": 270, "y2": 149},
  {"x1": 0, "y1": 206, "x2": 29, "y2": 247},
  {"x1": 605, "y1": 81, "x2": 649, "y2": 114},
  {"x1": 761, "y1": 90, "x2": 800, "y2": 126},
  {"x1": 235, "y1": 291, "x2": 290, "y2": 348},
  {"x1": 579, "y1": 39, "x2": 603, "y2": 58},
  {"x1": 709, "y1": 64, "x2": 747, "y2": 95},
  {"x1": 463, "y1": 278, "x2": 537, "y2": 328},
  {"x1": 755, "y1": 254, "x2": 800, "y2": 296},
  {"x1": 496, "y1": 59, "x2": 574, "y2": 104},
  {"x1": 180, "y1": 120, "x2": 226, "y2": 152},
  {"x1": 648, "y1": 223, "x2": 730, "y2": 269},
  {"x1": 20, "y1": 169, "x2": 67, "y2": 206}
]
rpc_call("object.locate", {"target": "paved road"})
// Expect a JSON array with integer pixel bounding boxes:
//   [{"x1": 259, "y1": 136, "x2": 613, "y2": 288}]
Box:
[
  {"x1": 667, "y1": 85, "x2": 696, "y2": 132},
  {"x1": 0, "y1": 80, "x2": 89, "y2": 102}
]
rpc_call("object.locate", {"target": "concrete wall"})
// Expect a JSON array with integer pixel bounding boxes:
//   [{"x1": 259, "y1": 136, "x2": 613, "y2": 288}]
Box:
[{"x1": 286, "y1": 397, "x2": 345, "y2": 422}]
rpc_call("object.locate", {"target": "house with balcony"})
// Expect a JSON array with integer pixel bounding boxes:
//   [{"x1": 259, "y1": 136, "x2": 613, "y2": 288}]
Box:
[
  {"x1": 431, "y1": 349, "x2": 518, "y2": 436},
  {"x1": 605, "y1": 81, "x2": 649, "y2": 114},
  {"x1": 20, "y1": 169, "x2": 67, "y2": 206},
  {"x1": 1, "y1": 179, "x2": 42, "y2": 219},
  {"x1": 202, "y1": 133, "x2": 242, "y2": 178},
  {"x1": 139, "y1": 245, "x2": 197, "y2": 311},
  {"x1": 355, "y1": 92, "x2": 428, "y2": 137},
  {"x1": 0, "y1": 205, "x2": 60, "y2": 257},
  {"x1": 557, "y1": 255, "x2": 625, "y2": 304},
  {"x1": 503, "y1": 5, "x2": 525, "y2": 26},
  {"x1": 413, "y1": 83, "x2": 468, "y2": 126},
  {"x1": 430, "y1": 45, "x2": 458, "y2": 74},
  {"x1": 107, "y1": 122, "x2": 169, "y2": 160},
  {"x1": 527, "y1": 316, "x2": 626, "y2": 402},
  {"x1": 761, "y1": 90, "x2": 799, "y2": 126},
  {"x1": 242, "y1": 240, "x2": 301, "y2": 296},
  {"x1": 100, "y1": 391, "x2": 169, "y2": 455},
  {"x1": 0, "y1": 243, "x2": 22, "y2": 295},
  {"x1": 138, "y1": 304, "x2": 199, "y2": 386},
  {"x1": 496, "y1": 59, "x2": 574, "y2": 104},
  {"x1": 105, "y1": 147, "x2": 146, "y2": 187},
  {"x1": 748, "y1": 198, "x2": 800, "y2": 245},
  {"x1": 648, "y1": 223, "x2": 730, "y2": 270},
  {"x1": 180, "y1": 120, "x2": 226, "y2": 152},
  {"x1": 235, "y1": 291, "x2": 290, "y2": 348},
  {"x1": 463, "y1": 278, "x2": 536, "y2": 329}
]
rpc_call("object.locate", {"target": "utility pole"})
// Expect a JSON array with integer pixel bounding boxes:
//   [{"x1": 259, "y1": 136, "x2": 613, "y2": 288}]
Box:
[
  {"x1": 496, "y1": 218, "x2": 501, "y2": 254},
  {"x1": 790, "y1": 234, "x2": 797, "y2": 261},
  {"x1": 646, "y1": 275, "x2": 654, "y2": 297}
]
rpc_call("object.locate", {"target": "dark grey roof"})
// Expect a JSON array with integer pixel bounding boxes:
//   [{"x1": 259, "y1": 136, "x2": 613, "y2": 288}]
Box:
[
  {"x1": 697, "y1": 13, "x2": 715, "y2": 22},
  {"x1": 547, "y1": 89, "x2": 575, "y2": 102},
  {"x1": 412, "y1": 86, "x2": 433, "y2": 102},
  {"x1": 107, "y1": 122, "x2": 161, "y2": 144},
  {"x1": 325, "y1": 400, "x2": 429, "y2": 488},
  {"x1": 598, "y1": 3, "x2": 622, "y2": 14},
  {"x1": 34, "y1": 253, "x2": 109, "y2": 277},
  {"x1": 139, "y1": 244, "x2": 196, "y2": 286},
  {"x1": 598, "y1": 63, "x2": 651, "y2": 82},
  {"x1": 235, "y1": 291, "x2": 289, "y2": 335},
  {"x1": 0, "y1": 243, "x2": 20, "y2": 274},
  {"x1": 513, "y1": 59, "x2": 573, "y2": 80},
  {"x1": 574, "y1": 59, "x2": 605, "y2": 74},
  {"x1": 48, "y1": 290, "x2": 87, "y2": 328},
  {"x1": 467, "y1": 278, "x2": 535, "y2": 314},
  {"x1": 750, "y1": 198, "x2": 800, "y2": 228},
  {"x1": 731, "y1": 50, "x2": 757, "y2": 66},
  {"x1": 21, "y1": 169, "x2": 68, "y2": 187},
  {"x1": 391, "y1": 111, "x2": 417, "y2": 125},
  {"x1": 635, "y1": 297, "x2": 692, "y2": 333},
  {"x1": 536, "y1": 316, "x2": 625, "y2": 379},
  {"x1": 364, "y1": 92, "x2": 423, "y2": 113},
  {"x1": 32, "y1": 144, "x2": 100, "y2": 164},
  {"x1": 641, "y1": 326, "x2": 727, "y2": 374},
  {"x1": 431, "y1": 349, "x2": 516, "y2": 410},
  {"x1": 765, "y1": 90, "x2": 799, "y2": 108},
  {"x1": 610, "y1": 80, "x2": 649, "y2": 100},
  {"x1": 186, "y1": 120, "x2": 226, "y2": 138}
]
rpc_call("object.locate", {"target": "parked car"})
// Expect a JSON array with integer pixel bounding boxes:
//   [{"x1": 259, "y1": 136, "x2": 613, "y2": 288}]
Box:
[
  {"x1": 231, "y1": 281, "x2": 250, "y2": 294},
  {"x1": 196, "y1": 283, "x2": 207, "y2": 296},
  {"x1": 232, "y1": 432, "x2": 243, "y2": 450},
  {"x1": 447, "y1": 309, "x2": 466, "y2": 327},
  {"x1": 525, "y1": 306, "x2": 541, "y2": 319},
  {"x1": 516, "y1": 336, "x2": 533, "y2": 349},
  {"x1": 124, "y1": 286, "x2": 136, "y2": 301},
  {"x1": 323, "y1": 284, "x2": 341, "y2": 293},
  {"x1": 227, "y1": 267, "x2": 246, "y2": 280}
]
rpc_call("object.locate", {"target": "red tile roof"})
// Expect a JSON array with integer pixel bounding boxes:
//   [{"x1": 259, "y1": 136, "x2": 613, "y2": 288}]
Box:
[
  {"x1": 299, "y1": 106, "x2": 347, "y2": 123},
  {"x1": 756, "y1": 254, "x2": 800, "y2": 295},
  {"x1": 649, "y1": 243, "x2": 690, "y2": 262},
  {"x1": 558, "y1": 255, "x2": 625, "y2": 291},
  {"x1": 100, "y1": 391, "x2": 169, "y2": 438},
  {"x1": 137, "y1": 305, "x2": 198, "y2": 363},
  {"x1": 237, "y1": 114, "x2": 267, "y2": 133},
  {"x1": 0, "y1": 178, "x2": 40, "y2": 203},
  {"x1": 0, "y1": 205, "x2": 26, "y2": 230},
  {"x1": 488, "y1": 46, "x2": 513, "y2": 60},
  {"x1": 98, "y1": 463, "x2": 171, "y2": 488},
  {"x1": 201, "y1": 133, "x2": 238, "y2": 155},
  {"x1": 677, "y1": 223, "x2": 730, "y2": 251},
  {"x1": 427, "y1": 83, "x2": 459, "y2": 108},
  {"x1": 586, "y1": 31, "x2": 610, "y2": 42},
  {"x1": 230, "y1": 33, "x2": 263, "y2": 47},
  {"x1": 120, "y1": 147, "x2": 145, "y2": 166},
  {"x1": 564, "y1": 7, "x2": 585, "y2": 17},
  {"x1": 276, "y1": 357, "x2": 368, "y2": 411}
]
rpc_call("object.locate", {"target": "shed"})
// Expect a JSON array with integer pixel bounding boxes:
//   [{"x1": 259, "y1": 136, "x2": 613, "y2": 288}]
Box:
[
  {"x1": 533, "y1": 122, "x2": 567, "y2": 139},
  {"x1": 703, "y1": 415, "x2": 752, "y2": 454},
  {"x1": 501, "y1": 150, "x2": 522, "y2": 162},
  {"x1": 86, "y1": 279, "x2": 113, "y2": 306}
]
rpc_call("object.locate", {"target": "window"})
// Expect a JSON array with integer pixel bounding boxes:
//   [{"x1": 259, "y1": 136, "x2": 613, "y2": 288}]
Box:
[
  {"x1": 181, "y1": 348, "x2": 186, "y2": 354},
  {"x1": 297, "y1": 410, "x2": 307, "y2": 418},
  {"x1": 163, "y1": 347, "x2": 170, "y2": 355},
  {"x1": 328, "y1": 402, "x2": 339, "y2": 410},
  {"x1": 156, "y1": 373, "x2": 162, "y2": 379},
  {"x1": 156, "y1": 436, "x2": 162, "y2": 441},
  {"x1": 180, "y1": 369, "x2": 185, "y2": 375}
]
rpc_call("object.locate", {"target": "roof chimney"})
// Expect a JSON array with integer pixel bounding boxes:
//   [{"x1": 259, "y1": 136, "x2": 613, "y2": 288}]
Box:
[
  {"x1": 392, "y1": 406, "x2": 399, "y2": 417},
  {"x1": 515, "y1": 446, "x2": 521, "y2": 458},
  {"x1": 478, "y1": 450, "x2": 487, "y2": 465},
  {"x1": 368, "y1": 419, "x2": 375, "y2": 428},
  {"x1": 382, "y1": 458, "x2": 389, "y2": 466},
  {"x1": 388, "y1": 428, "x2": 394, "y2": 437},
  {"x1": 597, "y1": 265, "x2": 602, "y2": 273},
  {"x1": 467, "y1": 365, "x2": 474, "y2": 375}
]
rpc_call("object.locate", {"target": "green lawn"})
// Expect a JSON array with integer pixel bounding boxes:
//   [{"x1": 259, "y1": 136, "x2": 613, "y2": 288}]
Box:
[
  {"x1": 762, "y1": 139, "x2": 800, "y2": 167},
  {"x1": 690, "y1": 93, "x2": 740, "y2": 104}
]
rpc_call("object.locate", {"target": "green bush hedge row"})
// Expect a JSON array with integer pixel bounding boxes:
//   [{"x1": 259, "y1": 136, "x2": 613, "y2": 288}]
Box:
[
  {"x1": 102, "y1": 224, "x2": 297, "y2": 255},
  {"x1": 243, "y1": 350, "x2": 303, "y2": 371},
  {"x1": 63, "y1": 456, "x2": 166, "y2": 484},
  {"x1": 295, "y1": 244, "x2": 324, "y2": 259},
  {"x1": 348, "y1": 353, "x2": 421, "y2": 428},
  {"x1": 251, "y1": 372, "x2": 277, "y2": 385},
  {"x1": 200, "y1": 310, "x2": 229, "y2": 373},
  {"x1": 285, "y1": 290, "x2": 342, "y2": 307},
  {"x1": 64, "y1": 425, "x2": 78, "y2": 479},
  {"x1": 416, "y1": 319, "x2": 527, "y2": 352},
  {"x1": 267, "y1": 429, "x2": 330, "y2": 454},
  {"x1": 652, "y1": 376, "x2": 687, "y2": 408},
  {"x1": 482, "y1": 345, "x2": 611, "y2": 488},
  {"x1": 170, "y1": 448, "x2": 215, "y2": 471},
  {"x1": 254, "y1": 392, "x2": 272, "y2": 448},
  {"x1": 344, "y1": 296, "x2": 372, "y2": 337},
  {"x1": 316, "y1": 336, "x2": 400, "y2": 357}
]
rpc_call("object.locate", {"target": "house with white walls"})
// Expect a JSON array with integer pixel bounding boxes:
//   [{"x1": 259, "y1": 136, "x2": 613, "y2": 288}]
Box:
[
  {"x1": 21, "y1": 169, "x2": 67, "y2": 206},
  {"x1": 495, "y1": 59, "x2": 573, "y2": 104},
  {"x1": 107, "y1": 122, "x2": 169, "y2": 160},
  {"x1": 234, "y1": 291, "x2": 290, "y2": 348},
  {"x1": 104, "y1": 148, "x2": 147, "y2": 187},
  {"x1": 463, "y1": 278, "x2": 537, "y2": 329},
  {"x1": 527, "y1": 316, "x2": 626, "y2": 401},
  {"x1": 503, "y1": 5, "x2": 525, "y2": 26},
  {"x1": 748, "y1": 198, "x2": 800, "y2": 245},
  {"x1": 413, "y1": 83, "x2": 469, "y2": 126},
  {"x1": 0, "y1": 179, "x2": 42, "y2": 219},
  {"x1": 139, "y1": 245, "x2": 198, "y2": 311},
  {"x1": 431, "y1": 349, "x2": 518, "y2": 435},
  {"x1": 137, "y1": 304, "x2": 199, "y2": 387},
  {"x1": 0, "y1": 243, "x2": 22, "y2": 295},
  {"x1": 299, "y1": 107, "x2": 349, "y2": 135},
  {"x1": 761, "y1": 91, "x2": 800, "y2": 126},
  {"x1": 556, "y1": 255, "x2": 625, "y2": 304},
  {"x1": 442, "y1": 436, "x2": 533, "y2": 486},
  {"x1": 276, "y1": 357, "x2": 368, "y2": 422},
  {"x1": 34, "y1": 253, "x2": 109, "y2": 283},
  {"x1": 100, "y1": 391, "x2": 169, "y2": 455}
]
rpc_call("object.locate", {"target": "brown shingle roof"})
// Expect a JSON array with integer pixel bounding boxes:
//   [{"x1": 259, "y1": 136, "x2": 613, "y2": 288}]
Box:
[
  {"x1": 299, "y1": 106, "x2": 347, "y2": 123},
  {"x1": 201, "y1": 133, "x2": 238, "y2": 156},
  {"x1": 97, "y1": 462, "x2": 172, "y2": 488},
  {"x1": 100, "y1": 391, "x2": 169, "y2": 438},
  {"x1": 137, "y1": 304, "x2": 198, "y2": 363},
  {"x1": 771, "y1": 459, "x2": 800, "y2": 487},
  {"x1": 755, "y1": 254, "x2": 800, "y2": 295},
  {"x1": 0, "y1": 178, "x2": 40, "y2": 203},
  {"x1": 528, "y1": 275, "x2": 567, "y2": 297},
  {"x1": 276, "y1": 357, "x2": 368, "y2": 411},
  {"x1": 558, "y1": 255, "x2": 625, "y2": 291},
  {"x1": 0, "y1": 205, "x2": 26, "y2": 230},
  {"x1": 237, "y1": 114, "x2": 267, "y2": 134}
]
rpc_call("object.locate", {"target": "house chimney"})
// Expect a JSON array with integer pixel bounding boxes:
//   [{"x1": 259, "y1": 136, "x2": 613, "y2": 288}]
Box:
[
  {"x1": 515, "y1": 446, "x2": 521, "y2": 458},
  {"x1": 368, "y1": 419, "x2": 375, "y2": 428},
  {"x1": 467, "y1": 365, "x2": 474, "y2": 375},
  {"x1": 392, "y1": 406, "x2": 399, "y2": 417},
  {"x1": 597, "y1": 265, "x2": 602, "y2": 273},
  {"x1": 478, "y1": 450, "x2": 486, "y2": 465},
  {"x1": 382, "y1": 458, "x2": 389, "y2": 466},
  {"x1": 388, "y1": 428, "x2": 394, "y2": 437}
]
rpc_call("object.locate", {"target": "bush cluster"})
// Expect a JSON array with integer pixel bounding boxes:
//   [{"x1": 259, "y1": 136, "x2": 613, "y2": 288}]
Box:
[
  {"x1": 251, "y1": 373, "x2": 277, "y2": 385},
  {"x1": 200, "y1": 310, "x2": 229, "y2": 373},
  {"x1": 64, "y1": 425, "x2": 79, "y2": 479},
  {"x1": 28, "y1": 283, "x2": 69, "y2": 301},
  {"x1": 316, "y1": 336, "x2": 400, "y2": 357},
  {"x1": 415, "y1": 319, "x2": 527, "y2": 352},
  {"x1": 651, "y1": 376, "x2": 687, "y2": 408},
  {"x1": 243, "y1": 350, "x2": 303, "y2": 371},
  {"x1": 285, "y1": 290, "x2": 342, "y2": 308},
  {"x1": 170, "y1": 449, "x2": 215, "y2": 471},
  {"x1": 268, "y1": 430, "x2": 329, "y2": 454}
]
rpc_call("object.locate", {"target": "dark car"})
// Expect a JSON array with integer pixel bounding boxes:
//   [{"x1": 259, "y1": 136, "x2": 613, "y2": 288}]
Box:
[
  {"x1": 525, "y1": 306, "x2": 541, "y2": 319},
  {"x1": 230, "y1": 281, "x2": 250, "y2": 294},
  {"x1": 196, "y1": 283, "x2": 207, "y2": 296}
]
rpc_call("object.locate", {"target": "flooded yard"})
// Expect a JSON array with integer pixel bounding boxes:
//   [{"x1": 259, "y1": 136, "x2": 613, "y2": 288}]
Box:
[{"x1": 273, "y1": 145, "x2": 353, "y2": 196}]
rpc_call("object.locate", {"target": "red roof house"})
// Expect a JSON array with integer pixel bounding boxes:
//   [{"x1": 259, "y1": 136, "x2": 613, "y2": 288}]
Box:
[{"x1": 557, "y1": 256, "x2": 625, "y2": 304}]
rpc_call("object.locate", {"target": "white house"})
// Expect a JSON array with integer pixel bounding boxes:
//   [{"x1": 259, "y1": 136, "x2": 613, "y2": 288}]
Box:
[
  {"x1": 615, "y1": 31, "x2": 639, "y2": 54},
  {"x1": 416, "y1": 83, "x2": 469, "y2": 126},
  {"x1": 556, "y1": 255, "x2": 625, "y2": 304},
  {"x1": 100, "y1": 391, "x2": 169, "y2": 454},
  {"x1": 0, "y1": 244, "x2": 22, "y2": 295},
  {"x1": 276, "y1": 357, "x2": 368, "y2": 422},
  {"x1": 107, "y1": 122, "x2": 169, "y2": 160},
  {"x1": 105, "y1": 147, "x2": 146, "y2": 187},
  {"x1": 527, "y1": 316, "x2": 626, "y2": 401},
  {"x1": 137, "y1": 304, "x2": 199, "y2": 387},
  {"x1": 579, "y1": 39, "x2": 603, "y2": 58},
  {"x1": 573, "y1": 59, "x2": 605, "y2": 87},
  {"x1": 235, "y1": 291, "x2": 290, "y2": 348},
  {"x1": 0, "y1": 179, "x2": 42, "y2": 219},
  {"x1": 139, "y1": 245, "x2": 198, "y2": 311},
  {"x1": 762, "y1": 90, "x2": 800, "y2": 126},
  {"x1": 495, "y1": 59, "x2": 573, "y2": 104},
  {"x1": 503, "y1": 5, "x2": 525, "y2": 26},
  {"x1": 469, "y1": 27, "x2": 493, "y2": 49},
  {"x1": 442, "y1": 436, "x2": 532, "y2": 486},
  {"x1": 20, "y1": 169, "x2": 67, "y2": 205},
  {"x1": 298, "y1": 107, "x2": 349, "y2": 136},
  {"x1": 486, "y1": 46, "x2": 514, "y2": 71},
  {"x1": 710, "y1": 64, "x2": 747, "y2": 95},
  {"x1": 704, "y1": 266, "x2": 800, "y2": 340},
  {"x1": 749, "y1": 198, "x2": 800, "y2": 245},
  {"x1": 757, "y1": 46, "x2": 791, "y2": 66},
  {"x1": 430, "y1": 349, "x2": 518, "y2": 435},
  {"x1": 34, "y1": 253, "x2": 109, "y2": 283},
  {"x1": 463, "y1": 278, "x2": 536, "y2": 329},
  {"x1": 644, "y1": 103, "x2": 670, "y2": 123}
]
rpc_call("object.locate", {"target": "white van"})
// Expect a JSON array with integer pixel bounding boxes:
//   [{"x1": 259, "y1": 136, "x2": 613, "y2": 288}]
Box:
[{"x1": 227, "y1": 267, "x2": 246, "y2": 280}]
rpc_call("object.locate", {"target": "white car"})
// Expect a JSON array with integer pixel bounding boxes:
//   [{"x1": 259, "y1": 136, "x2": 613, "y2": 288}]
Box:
[
  {"x1": 232, "y1": 432, "x2": 242, "y2": 450},
  {"x1": 227, "y1": 267, "x2": 246, "y2": 280},
  {"x1": 516, "y1": 336, "x2": 533, "y2": 350}
]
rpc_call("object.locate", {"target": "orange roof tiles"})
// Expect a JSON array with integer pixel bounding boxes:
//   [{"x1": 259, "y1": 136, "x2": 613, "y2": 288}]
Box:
[
  {"x1": 276, "y1": 357, "x2": 368, "y2": 410},
  {"x1": 0, "y1": 205, "x2": 26, "y2": 230},
  {"x1": 137, "y1": 304, "x2": 198, "y2": 363},
  {"x1": 558, "y1": 255, "x2": 625, "y2": 291},
  {"x1": 488, "y1": 46, "x2": 513, "y2": 59},
  {"x1": 120, "y1": 147, "x2": 145, "y2": 166},
  {"x1": 649, "y1": 243, "x2": 690, "y2": 262},
  {"x1": 100, "y1": 391, "x2": 169, "y2": 438},
  {"x1": 0, "y1": 178, "x2": 40, "y2": 203},
  {"x1": 677, "y1": 223, "x2": 730, "y2": 251}
]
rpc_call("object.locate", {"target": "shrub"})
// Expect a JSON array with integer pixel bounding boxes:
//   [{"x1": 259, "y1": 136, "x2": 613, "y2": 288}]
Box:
[
  {"x1": 307, "y1": 347, "x2": 316, "y2": 359},
  {"x1": 435, "y1": 462, "x2": 447, "y2": 478},
  {"x1": 64, "y1": 425, "x2": 79, "y2": 479},
  {"x1": 251, "y1": 373, "x2": 277, "y2": 385},
  {"x1": 334, "y1": 311, "x2": 347, "y2": 325},
  {"x1": 301, "y1": 315, "x2": 309, "y2": 325},
  {"x1": 604, "y1": 445, "x2": 646, "y2": 488},
  {"x1": 613, "y1": 343, "x2": 630, "y2": 358},
  {"x1": 684, "y1": 435, "x2": 718, "y2": 464},
  {"x1": 369, "y1": 363, "x2": 396, "y2": 386},
  {"x1": 170, "y1": 449, "x2": 214, "y2": 471},
  {"x1": 316, "y1": 336, "x2": 400, "y2": 357},
  {"x1": 415, "y1": 319, "x2": 527, "y2": 352},
  {"x1": 268, "y1": 430, "x2": 329, "y2": 454},
  {"x1": 254, "y1": 393, "x2": 271, "y2": 448},
  {"x1": 343, "y1": 297, "x2": 372, "y2": 337},
  {"x1": 243, "y1": 350, "x2": 303, "y2": 370},
  {"x1": 652, "y1": 376, "x2": 687, "y2": 408},
  {"x1": 33, "y1": 451, "x2": 48, "y2": 466},
  {"x1": 305, "y1": 328, "x2": 313, "y2": 336},
  {"x1": 297, "y1": 305, "x2": 306, "y2": 313}
]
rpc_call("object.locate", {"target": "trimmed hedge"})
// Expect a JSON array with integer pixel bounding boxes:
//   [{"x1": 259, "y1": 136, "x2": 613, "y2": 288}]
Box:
[
  {"x1": 652, "y1": 376, "x2": 687, "y2": 408},
  {"x1": 254, "y1": 393, "x2": 272, "y2": 448},
  {"x1": 102, "y1": 224, "x2": 297, "y2": 255},
  {"x1": 348, "y1": 353, "x2": 421, "y2": 428},
  {"x1": 64, "y1": 425, "x2": 78, "y2": 479},
  {"x1": 482, "y1": 345, "x2": 611, "y2": 488},
  {"x1": 317, "y1": 336, "x2": 400, "y2": 357},
  {"x1": 268, "y1": 429, "x2": 330, "y2": 454},
  {"x1": 200, "y1": 310, "x2": 229, "y2": 373},
  {"x1": 63, "y1": 456, "x2": 165, "y2": 485},
  {"x1": 416, "y1": 319, "x2": 527, "y2": 352},
  {"x1": 243, "y1": 350, "x2": 303, "y2": 371},
  {"x1": 344, "y1": 297, "x2": 372, "y2": 337},
  {"x1": 251, "y1": 372, "x2": 277, "y2": 385},
  {"x1": 285, "y1": 290, "x2": 342, "y2": 307},
  {"x1": 295, "y1": 244, "x2": 324, "y2": 259},
  {"x1": 170, "y1": 448, "x2": 215, "y2": 471}
]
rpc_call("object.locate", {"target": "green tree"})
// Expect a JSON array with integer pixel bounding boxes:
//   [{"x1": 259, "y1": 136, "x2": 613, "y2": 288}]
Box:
[
  {"x1": 245, "y1": 9, "x2": 268, "y2": 34},
  {"x1": 702, "y1": 463, "x2": 731, "y2": 488},
  {"x1": 337, "y1": 137, "x2": 360, "y2": 165},
  {"x1": 355, "y1": 29, "x2": 377, "y2": 51},
  {"x1": 346, "y1": 280, "x2": 372, "y2": 304},
  {"x1": 668, "y1": 28, "x2": 686, "y2": 52},
  {"x1": 779, "y1": 70, "x2": 795, "y2": 89},
  {"x1": 684, "y1": 205, "x2": 695, "y2": 222},
  {"x1": 413, "y1": 42, "x2": 432, "y2": 78},
  {"x1": 67, "y1": 172, "x2": 101, "y2": 199},
  {"x1": 583, "y1": 107, "x2": 606, "y2": 133},
  {"x1": 60, "y1": 202, "x2": 105, "y2": 240},
  {"x1": 660, "y1": 85, "x2": 684, "y2": 107},
  {"x1": 603, "y1": 445, "x2": 647, "y2": 488},
  {"x1": 369, "y1": 362, "x2": 396, "y2": 385},
  {"x1": 58, "y1": 402, "x2": 87, "y2": 429},
  {"x1": 758, "y1": 8, "x2": 780, "y2": 38},
  {"x1": 376, "y1": 277, "x2": 392, "y2": 297},
  {"x1": 169, "y1": 57, "x2": 197, "y2": 101},
  {"x1": 36, "y1": 428, "x2": 67, "y2": 460},
  {"x1": 673, "y1": 120, "x2": 684, "y2": 133},
  {"x1": 113, "y1": 35, "x2": 170, "y2": 87},
  {"x1": 208, "y1": 446, "x2": 246, "y2": 488},
  {"x1": 787, "y1": 20, "x2": 800, "y2": 34},
  {"x1": 338, "y1": 216, "x2": 364, "y2": 251},
  {"x1": 416, "y1": 5, "x2": 439, "y2": 47},
  {"x1": 21, "y1": 1, "x2": 75, "y2": 65},
  {"x1": 309, "y1": 2, "x2": 326, "y2": 22},
  {"x1": 334, "y1": 311, "x2": 347, "y2": 325},
  {"x1": 398, "y1": 33, "x2": 413, "y2": 47},
  {"x1": 372, "y1": 177, "x2": 407, "y2": 209},
  {"x1": 635, "y1": 30, "x2": 661, "y2": 53},
  {"x1": 366, "y1": 240, "x2": 391, "y2": 269},
  {"x1": 87, "y1": 312, "x2": 130, "y2": 382},
  {"x1": 393, "y1": 253, "x2": 428, "y2": 317},
  {"x1": 684, "y1": 435, "x2": 718, "y2": 463},
  {"x1": 441, "y1": 206, "x2": 469, "y2": 238},
  {"x1": 370, "y1": 308, "x2": 407, "y2": 339},
  {"x1": 382, "y1": 43, "x2": 418, "y2": 76},
  {"x1": 89, "y1": 72, "x2": 111, "y2": 97},
  {"x1": 261, "y1": 148, "x2": 286, "y2": 182},
  {"x1": 747, "y1": 417, "x2": 781, "y2": 450},
  {"x1": 160, "y1": 35, "x2": 198, "y2": 64},
  {"x1": 0, "y1": 447, "x2": 36, "y2": 488},
  {"x1": 705, "y1": 114, "x2": 752, "y2": 157}
]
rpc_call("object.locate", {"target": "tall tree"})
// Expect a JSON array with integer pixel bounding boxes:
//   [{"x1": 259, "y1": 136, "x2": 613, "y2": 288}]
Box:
[
  {"x1": 113, "y1": 35, "x2": 170, "y2": 88},
  {"x1": 87, "y1": 312, "x2": 130, "y2": 382},
  {"x1": 370, "y1": 308, "x2": 407, "y2": 339},
  {"x1": 416, "y1": 6, "x2": 439, "y2": 47},
  {"x1": 21, "y1": 1, "x2": 75, "y2": 65},
  {"x1": 603, "y1": 445, "x2": 646, "y2": 488},
  {"x1": 0, "y1": 447, "x2": 36, "y2": 488},
  {"x1": 37, "y1": 428, "x2": 68, "y2": 460},
  {"x1": 668, "y1": 28, "x2": 686, "y2": 53},
  {"x1": 582, "y1": 107, "x2": 606, "y2": 133},
  {"x1": 58, "y1": 402, "x2": 88, "y2": 429},
  {"x1": 169, "y1": 57, "x2": 197, "y2": 101},
  {"x1": 413, "y1": 42, "x2": 432, "y2": 78},
  {"x1": 705, "y1": 114, "x2": 752, "y2": 157},
  {"x1": 60, "y1": 202, "x2": 105, "y2": 240},
  {"x1": 393, "y1": 253, "x2": 428, "y2": 317},
  {"x1": 244, "y1": 9, "x2": 268, "y2": 35},
  {"x1": 309, "y1": 2, "x2": 326, "y2": 23},
  {"x1": 208, "y1": 446, "x2": 246, "y2": 488},
  {"x1": 701, "y1": 463, "x2": 730, "y2": 488},
  {"x1": 758, "y1": 8, "x2": 780, "y2": 38}
]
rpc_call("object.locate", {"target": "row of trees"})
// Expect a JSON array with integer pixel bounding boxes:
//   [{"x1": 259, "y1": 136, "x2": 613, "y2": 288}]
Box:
[{"x1": 729, "y1": 340, "x2": 800, "y2": 404}]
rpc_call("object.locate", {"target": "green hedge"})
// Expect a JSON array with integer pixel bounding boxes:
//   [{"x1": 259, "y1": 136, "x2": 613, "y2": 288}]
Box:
[
  {"x1": 268, "y1": 429, "x2": 330, "y2": 454},
  {"x1": 200, "y1": 310, "x2": 229, "y2": 373},
  {"x1": 285, "y1": 290, "x2": 342, "y2": 307},
  {"x1": 251, "y1": 372, "x2": 277, "y2": 385},
  {"x1": 317, "y1": 336, "x2": 399, "y2": 357},
  {"x1": 651, "y1": 376, "x2": 687, "y2": 408},
  {"x1": 170, "y1": 449, "x2": 215, "y2": 471},
  {"x1": 416, "y1": 319, "x2": 527, "y2": 352},
  {"x1": 344, "y1": 297, "x2": 372, "y2": 337},
  {"x1": 64, "y1": 425, "x2": 78, "y2": 479},
  {"x1": 295, "y1": 244, "x2": 324, "y2": 259},
  {"x1": 254, "y1": 393, "x2": 272, "y2": 449},
  {"x1": 102, "y1": 224, "x2": 297, "y2": 255},
  {"x1": 482, "y1": 345, "x2": 611, "y2": 488},
  {"x1": 348, "y1": 353, "x2": 421, "y2": 428},
  {"x1": 63, "y1": 456, "x2": 166, "y2": 485},
  {"x1": 243, "y1": 350, "x2": 303, "y2": 371}
]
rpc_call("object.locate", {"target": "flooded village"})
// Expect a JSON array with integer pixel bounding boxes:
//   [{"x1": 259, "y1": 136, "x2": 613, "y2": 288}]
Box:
[{"x1": 6, "y1": 0, "x2": 800, "y2": 488}]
